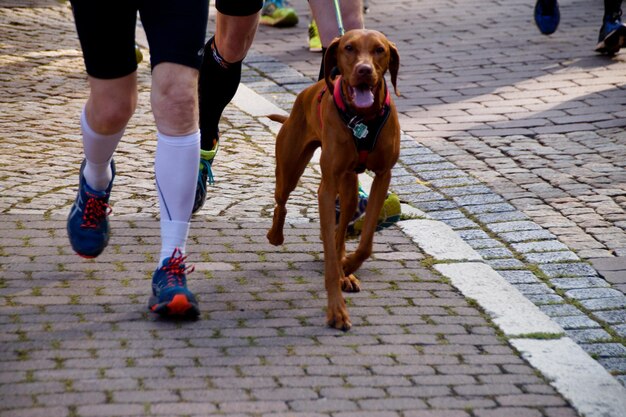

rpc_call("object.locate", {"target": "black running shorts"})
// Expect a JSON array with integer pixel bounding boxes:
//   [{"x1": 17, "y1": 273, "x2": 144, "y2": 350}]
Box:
[
  {"x1": 70, "y1": 0, "x2": 209, "y2": 79},
  {"x1": 215, "y1": 0, "x2": 263, "y2": 16}
]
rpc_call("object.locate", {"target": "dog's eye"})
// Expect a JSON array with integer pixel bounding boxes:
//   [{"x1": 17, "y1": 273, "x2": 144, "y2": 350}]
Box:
[
  {"x1": 375, "y1": 46, "x2": 385, "y2": 54},
  {"x1": 345, "y1": 44, "x2": 354, "y2": 52}
]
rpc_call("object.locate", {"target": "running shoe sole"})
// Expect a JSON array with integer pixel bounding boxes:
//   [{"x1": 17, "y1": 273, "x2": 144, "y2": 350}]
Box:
[{"x1": 149, "y1": 293, "x2": 200, "y2": 318}]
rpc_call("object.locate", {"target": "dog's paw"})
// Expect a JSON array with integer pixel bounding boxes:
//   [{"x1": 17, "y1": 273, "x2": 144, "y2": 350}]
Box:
[
  {"x1": 340, "y1": 274, "x2": 361, "y2": 293},
  {"x1": 326, "y1": 301, "x2": 352, "y2": 331},
  {"x1": 266, "y1": 228, "x2": 284, "y2": 246},
  {"x1": 342, "y1": 253, "x2": 366, "y2": 276}
]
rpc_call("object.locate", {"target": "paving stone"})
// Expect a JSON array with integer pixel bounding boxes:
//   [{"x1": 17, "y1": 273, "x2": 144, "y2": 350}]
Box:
[
  {"x1": 498, "y1": 230, "x2": 558, "y2": 243},
  {"x1": 551, "y1": 315, "x2": 602, "y2": 330},
  {"x1": 523, "y1": 251, "x2": 580, "y2": 264},
  {"x1": 566, "y1": 328, "x2": 613, "y2": 343},
  {"x1": 463, "y1": 203, "x2": 518, "y2": 215},
  {"x1": 565, "y1": 287, "x2": 625, "y2": 300},
  {"x1": 539, "y1": 304, "x2": 584, "y2": 317},
  {"x1": 453, "y1": 194, "x2": 505, "y2": 206},
  {"x1": 580, "y1": 343, "x2": 626, "y2": 358},
  {"x1": 475, "y1": 211, "x2": 530, "y2": 224},
  {"x1": 486, "y1": 221, "x2": 543, "y2": 233},
  {"x1": 476, "y1": 248, "x2": 515, "y2": 259},
  {"x1": 498, "y1": 270, "x2": 541, "y2": 284},
  {"x1": 441, "y1": 218, "x2": 481, "y2": 230},
  {"x1": 577, "y1": 297, "x2": 626, "y2": 311},
  {"x1": 539, "y1": 263, "x2": 600, "y2": 278},
  {"x1": 596, "y1": 357, "x2": 626, "y2": 373},
  {"x1": 485, "y1": 258, "x2": 526, "y2": 269},
  {"x1": 525, "y1": 294, "x2": 567, "y2": 305},
  {"x1": 550, "y1": 277, "x2": 610, "y2": 290},
  {"x1": 592, "y1": 309, "x2": 626, "y2": 324}
]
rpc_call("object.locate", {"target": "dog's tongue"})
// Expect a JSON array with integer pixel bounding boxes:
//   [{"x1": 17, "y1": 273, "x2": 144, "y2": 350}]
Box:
[{"x1": 353, "y1": 87, "x2": 374, "y2": 108}]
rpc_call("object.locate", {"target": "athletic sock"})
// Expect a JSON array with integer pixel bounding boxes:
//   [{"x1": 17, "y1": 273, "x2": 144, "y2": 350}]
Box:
[
  {"x1": 159, "y1": 220, "x2": 190, "y2": 265},
  {"x1": 155, "y1": 130, "x2": 200, "y2": 264},
  {"x1": 80, "y1": 108, "x2": 124, "y2": 191},
  {"x1": 199, "y1": 36, "x2": 242, "y2": 151}
]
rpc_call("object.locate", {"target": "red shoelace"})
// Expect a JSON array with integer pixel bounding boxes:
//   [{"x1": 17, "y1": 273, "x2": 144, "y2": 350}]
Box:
[
  {"x1": 161, "y1": 248, "x2": 195, "y2": 288},
  {"x1": 81, "y1": 192, "x2": 112, "y2": 229}
]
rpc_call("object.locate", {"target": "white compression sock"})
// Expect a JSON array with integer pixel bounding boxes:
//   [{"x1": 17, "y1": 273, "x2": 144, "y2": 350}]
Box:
[
  {"x1": 160, "y1": 220, "x2": 190, "y2": 264},
  {"x1": 80, "y1": 108, "x2": 125, "y2": 191},
  {"x1": 155, "y1": 130, "x2": 200, "y2": 264}
]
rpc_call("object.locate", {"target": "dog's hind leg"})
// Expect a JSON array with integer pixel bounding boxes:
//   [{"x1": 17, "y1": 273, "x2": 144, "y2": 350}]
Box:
[{"x1": 267, "y1": 139, "x2": 318, "y2": 246}]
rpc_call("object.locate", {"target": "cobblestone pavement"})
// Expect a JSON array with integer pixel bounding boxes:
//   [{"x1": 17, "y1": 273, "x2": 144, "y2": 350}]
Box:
[{"x1": 0, "y1": 2, "x2": 623, "y2": 417}]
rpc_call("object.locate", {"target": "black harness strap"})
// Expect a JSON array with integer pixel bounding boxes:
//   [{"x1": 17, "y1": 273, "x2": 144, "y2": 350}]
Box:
[{"x1": 331, "y1": 76, "x2": 392, "y2": 173}]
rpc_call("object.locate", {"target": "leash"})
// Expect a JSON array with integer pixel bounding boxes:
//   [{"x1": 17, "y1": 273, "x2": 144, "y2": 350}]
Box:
[{"x1": 332, "y1": 0, "x2": 346, "y2": 36}]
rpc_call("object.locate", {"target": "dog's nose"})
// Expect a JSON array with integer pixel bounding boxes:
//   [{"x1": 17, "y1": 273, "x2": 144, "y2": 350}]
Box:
[{"x1": 356, "y1": 64, "x2": 373, "y2": 77}]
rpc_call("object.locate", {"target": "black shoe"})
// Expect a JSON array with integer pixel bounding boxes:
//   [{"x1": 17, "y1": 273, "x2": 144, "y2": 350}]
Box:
[{"x1": 595, "y1": 12, "x2": 626, "y2": 55}]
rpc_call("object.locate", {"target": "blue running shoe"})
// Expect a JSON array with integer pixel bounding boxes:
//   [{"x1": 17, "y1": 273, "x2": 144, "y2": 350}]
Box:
[
  {"x1": 192, "y1": 142, "x2": 218, "y2": 214},
  {"x1": 149, "y1": 248, "x2": 200, "y2": 318},
  {"x1": 595, "y1": 12, "x2": 626, "y2": 55},
  {"x1": 534, "y1": 0, "x2": 560, "y2": 35},
  {"x1": 67, "y1": 159, "x2": 115, "y2": 258}
]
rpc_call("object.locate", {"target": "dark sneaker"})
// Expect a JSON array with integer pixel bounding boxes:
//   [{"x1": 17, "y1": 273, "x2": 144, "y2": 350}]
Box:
[
  {"x1": 67, "y1": 159, "x2": 115, "y2": 258},
  {"x1": 595, "y1": 12, "x2": 626, "y2": 55},
  {"x1": 192, "y1": 142, "x2": 218, "y2": 214},
  {"x1": 149, "y1": 248, "x2": 200, "y2": 318},
  {"x1": 336, "y1": 184, "x2": 402, "y2": 239},
  {"x1": 534, "y1": 0, "x2": 560, "y2": 35}
]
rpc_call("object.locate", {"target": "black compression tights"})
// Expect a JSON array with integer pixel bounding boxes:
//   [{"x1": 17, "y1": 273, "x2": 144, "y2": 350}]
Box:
[{"x1": 198, "y1": 36, "x2": 243, "y2": 150}]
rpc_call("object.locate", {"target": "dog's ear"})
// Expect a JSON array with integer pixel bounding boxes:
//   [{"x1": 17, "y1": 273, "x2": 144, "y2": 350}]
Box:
[
  {"x1": 388, "y1": 41, "x2": 400, "y2": 96},
  {"x1": 324, "y1": 37, "x2": 341, "y2": 92}
]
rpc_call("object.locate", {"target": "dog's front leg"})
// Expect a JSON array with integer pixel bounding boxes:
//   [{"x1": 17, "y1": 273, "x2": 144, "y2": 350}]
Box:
[
  {"x1": 319, "y1": 179, "x2": 351, "y2": 331},
  {"x1": 343, "y1": 171, "x2": 392, "y2": 276},
  {"x1": 336, "y1": 173, "x2": 361, "y2": 293}
]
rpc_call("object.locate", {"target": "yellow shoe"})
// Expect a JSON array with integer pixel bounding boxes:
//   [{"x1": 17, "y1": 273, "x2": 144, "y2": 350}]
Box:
[
  {"x1": 260, "y1": 0, "x2": 299, "y2": 28},
  {"x1": 340, "y1": 188, "x2": 402, "y2": 239},
  {"x1": 308, "y1": 21, "x2": 322, "y2": 52}
]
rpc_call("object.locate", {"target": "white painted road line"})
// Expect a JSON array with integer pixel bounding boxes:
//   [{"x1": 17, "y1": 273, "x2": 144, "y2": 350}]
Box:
[
  {"x1": 511, "y1": 338, "x2": 626, "y2": 417},
  {"x1": 401, "y1": 219, "x2": 482, "y2": 261}
]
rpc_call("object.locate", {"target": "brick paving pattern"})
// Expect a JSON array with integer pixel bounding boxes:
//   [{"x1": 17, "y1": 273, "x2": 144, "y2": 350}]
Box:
[{"x1": 0, "y1": 0, "x2": 624, "y2": 416}]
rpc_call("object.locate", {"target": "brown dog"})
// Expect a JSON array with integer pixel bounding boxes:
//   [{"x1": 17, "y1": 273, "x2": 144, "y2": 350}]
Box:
[{"x1": 266, "y1": 29, "x2": 401, "y2": 331}]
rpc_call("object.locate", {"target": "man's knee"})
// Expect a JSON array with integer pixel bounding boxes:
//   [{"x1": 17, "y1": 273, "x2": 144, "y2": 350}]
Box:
[
  {"x1": 87, "y1": 74, "x2": 137, "y2": 134},
  {"x1": 152, "y1": 63, "x2": 199, "y2": 135},
  {"x1": 87, "y1": 100, "x2": 135, "y2": 134}
]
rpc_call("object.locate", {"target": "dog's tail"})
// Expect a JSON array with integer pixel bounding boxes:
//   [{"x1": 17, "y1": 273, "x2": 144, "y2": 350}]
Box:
[{"x1": 267, "y1": 114, "x2": 288, "y2": 124}]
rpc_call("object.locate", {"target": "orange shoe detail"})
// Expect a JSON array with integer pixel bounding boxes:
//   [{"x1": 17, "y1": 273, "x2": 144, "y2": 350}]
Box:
[{"x1": 167, "y1": 294, "x2": 191, "y2": 315}]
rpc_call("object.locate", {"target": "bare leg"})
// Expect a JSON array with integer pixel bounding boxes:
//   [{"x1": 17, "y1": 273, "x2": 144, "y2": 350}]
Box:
[
  {"x1": 214, "y1": 11, "x2": 260, "y2": 63},
  {"x1": 309, "y1": 0, "x2": 363, "y2": 47}
]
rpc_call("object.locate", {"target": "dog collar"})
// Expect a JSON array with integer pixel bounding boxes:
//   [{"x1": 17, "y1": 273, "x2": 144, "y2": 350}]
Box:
[{"x1": 332, "y1": 76, "x2": 392, "y2": 173}]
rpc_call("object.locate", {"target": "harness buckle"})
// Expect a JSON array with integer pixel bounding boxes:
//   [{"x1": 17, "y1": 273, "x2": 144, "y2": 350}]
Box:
[{"x1": 348, "y1": 116, "x2": 369, "y2": 140}]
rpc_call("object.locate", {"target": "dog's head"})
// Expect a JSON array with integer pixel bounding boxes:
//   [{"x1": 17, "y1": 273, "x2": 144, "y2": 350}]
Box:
[{"x1": 324, "y1": 29, "x2": 400, "y2": 111}]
